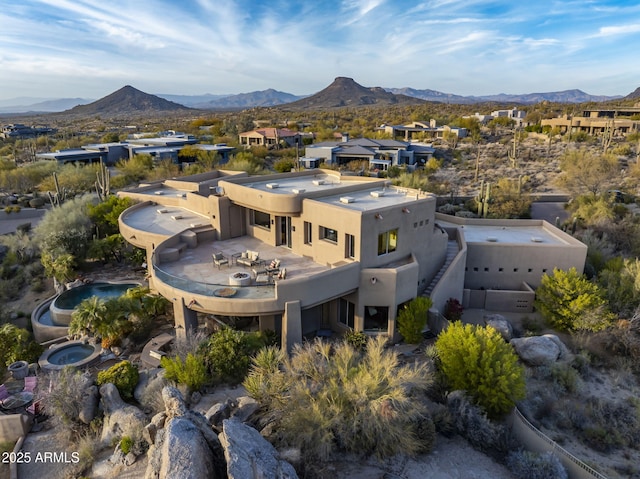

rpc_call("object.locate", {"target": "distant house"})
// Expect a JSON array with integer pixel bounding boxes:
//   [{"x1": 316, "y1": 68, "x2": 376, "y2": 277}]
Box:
[
  {"x1": 304, "y1": 134, "x2": 434, "y2": 171},
  {"x1": 1, "y1": 123, "x2": 56, "y2": 139},
  {"x1": 541, "y1": 114, "x2": 640, "y2": 136},
  {"x1": 381, "y1": 120, "x2": 468, "y2": 141},
  {"x1": 239, "y1": 128, "x2": 302, "y2": 148}
]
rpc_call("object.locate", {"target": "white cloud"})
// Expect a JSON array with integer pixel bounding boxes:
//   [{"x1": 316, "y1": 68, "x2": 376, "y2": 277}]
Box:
[{"x1": 595, "y1": 23, "x2": 640, "y2": 37}]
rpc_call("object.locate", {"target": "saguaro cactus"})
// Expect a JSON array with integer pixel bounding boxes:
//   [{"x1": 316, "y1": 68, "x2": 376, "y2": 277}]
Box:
[
  {"x1": 47, "y1": 171, "x2": 67, "y2": 208},
  {"x1": 95, "y1": 161, "x2": 111, "y2": 201},
  {"x1": 476, "y1": 180, "x2": 491, "y2": 218}
]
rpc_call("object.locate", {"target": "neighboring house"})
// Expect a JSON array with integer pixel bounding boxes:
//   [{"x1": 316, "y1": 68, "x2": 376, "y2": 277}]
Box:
[
  {"x1": 381, "y1": 120, "x2": 468, "y2": 141},
  {"x1": 239, "y1": 128, "x2": 302, "y2": 148},
  {"x1": 117, "y1": 169, "x2": 586, "y2": 349},
  {"x1": 542, "y1": 114, "x2": 640, "y2": 136},
  {"x1": 303, "y1": 135, "x2": 435, "y2": 171},
  {"x1": 463, "y1": 108, "x2": 527, "y2": 126},
  {"x1": 1, "y1": 123, "x2": 56, "y2": 139},
  {"x1": 36, "y1": 136, "x2": 235, "y2": 166}
]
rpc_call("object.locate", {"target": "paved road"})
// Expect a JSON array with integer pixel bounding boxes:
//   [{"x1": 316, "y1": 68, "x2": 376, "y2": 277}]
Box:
[{"x1": 530, "y1": 201, "x2": 569, "y2": 225}]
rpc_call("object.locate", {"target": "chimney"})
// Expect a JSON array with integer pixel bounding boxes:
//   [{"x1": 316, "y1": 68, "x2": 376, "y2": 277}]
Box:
[{"x1": 341, "y1": 132, "x2": 350, "y2": 142}]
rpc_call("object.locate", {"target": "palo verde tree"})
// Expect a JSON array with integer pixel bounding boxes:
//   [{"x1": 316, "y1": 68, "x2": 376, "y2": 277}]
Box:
[
  {"x1": 397, "y1": 296, "x2": 432, "y2": 343},
  {"x1": 535, "y1": 267, "x2": 615, "y2": 332},
  {"x1": 557, "y1": 148, "x2": 619, "y2": 197},
  {"x1": 435, "y1": 322, "x2": 525, "y2": 418}
]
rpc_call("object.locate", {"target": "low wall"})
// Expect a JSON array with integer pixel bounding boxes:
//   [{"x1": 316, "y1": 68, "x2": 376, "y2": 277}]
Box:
[
  {"x1": 510, "y1": 408, "x2": 608, "y2": 479},
  {"x1": 464, "y1": 282, "x2": 534, "y2": 312},
  {"x1": 0, "y1": 414, "x2": 31, "y2": 443}
]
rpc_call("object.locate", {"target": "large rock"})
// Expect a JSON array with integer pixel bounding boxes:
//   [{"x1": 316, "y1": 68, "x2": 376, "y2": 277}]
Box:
[
  {"x1": 220, "y1": 419, "x2": 298, "y2": 479},
  {"x1": 510, "y1": 335, "x2": 565, "y2": 366},
  {"x1": 483, "y1": 314, "x2": 513, "y2": 341},
  {"x1": 79, "y1": 385, "x2": 99, "y2": 425},
  {"x1": 134, "y1": 368, "x2": 167, "y2": 412},
  {"x1": 100, "y1": 383, "x2": 147, "y2": 447},
  {"x1": 230, "y1": 396, "x2": 260, "y2": 423},
  {"x1": 145, "y1": 386, "x2": 225, "y2": 479}
]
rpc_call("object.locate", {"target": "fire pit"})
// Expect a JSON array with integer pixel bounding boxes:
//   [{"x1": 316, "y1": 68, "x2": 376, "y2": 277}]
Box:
[{"x1": 229, "y1": 271, "x2": 251, "y2": 286}]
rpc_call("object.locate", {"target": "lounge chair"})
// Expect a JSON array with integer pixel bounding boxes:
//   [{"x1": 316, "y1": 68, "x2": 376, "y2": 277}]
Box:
[
  {"x1": 23, "y1": 376, "x2": 37, "y2": 393},
  {"x1": 0, "y1": 384, "x2": 9, "y2": 402},
  {"x1": 212, "y1": 252, "x2": 229, "y2": 269}
]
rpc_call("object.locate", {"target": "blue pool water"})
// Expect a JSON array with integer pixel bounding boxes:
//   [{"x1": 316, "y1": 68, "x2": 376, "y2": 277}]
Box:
[
  {"x1": 47, "y1": 344, "x2": 96, "y2": 365},
  {"x1": 53, "y1": 283, "x2": 138, "y2": 310}
]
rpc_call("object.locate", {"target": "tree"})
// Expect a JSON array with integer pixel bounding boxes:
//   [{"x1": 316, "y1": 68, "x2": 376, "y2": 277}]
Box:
[
  {"x1": 87, "y1": 195, "x2": 135, "y2": 237},
  {"x1": 557, "y1": 149, "x2": 619, "y2": 196},
  {"x1": 0, "y1": 324, "x2": 43, "y2": 374},
  {"x1": 435, "y1": 322, "x2": 525, "y2": 418},
  {"x1": 244, "y1": 336, "x2": 434, "y2": 467},
  {"x1": 397, "y1": 296, "x2": 432, "y2": 343},
  {"x1": 535, "y1": 267, "x2": 615, "y2": 332}
]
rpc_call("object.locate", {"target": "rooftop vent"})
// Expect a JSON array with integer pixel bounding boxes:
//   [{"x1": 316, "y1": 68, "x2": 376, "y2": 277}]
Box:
[
  {"x1": 486, "y1": 237, "x2": 498, "y2": 242},
  {"x1": 292, "y1": 188, "x2": 305, "y2": 194},
  {"x1": 154, "y1": 191, "x2": 163, "y2": 195},
  {"x1": 157, "y1": 208, "x2": 169, "y2": 214},
  {"x1": 266, "y1": 183, "x2": 279, "y2": 189},
  {"x1": 370, "y1": 191, "x2": 385, "y2": 198},
  {"x1": 176, "y1": 193, "x2": 186, "y2": 198},
  {"x1": 530, "y1": 237, "x2": 543, "y2": 243},
  {"x1": 313, "y1": 179, "x2": 326, "y2": 185},
  {"x1": 340, "y1": 196, "x2": 355, "y2": 204}
]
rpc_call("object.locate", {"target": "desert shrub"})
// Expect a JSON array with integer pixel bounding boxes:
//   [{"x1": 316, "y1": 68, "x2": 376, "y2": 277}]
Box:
[
  {"x1": 435, "y1": 322, "x2": 525, "y2": 417},
  {"x1": 273, "y1": 158, "x2": 296, "y2": 173},
  {"x1": 443, "y1": 297, "x2": 463, "y2": 322},
  {"x1": 343, "y1": 330, "x2": 368, "y2": 350},
  {"x1": 201, "y1": 328, "x2": 267, "y2": 384},
  {"x1": 170, "y1": 329, "x2": 209, "y2": 360},
  {"x1": 96, "y1": 360, "x2": 139, "y2": 400},
  {"x1": 0, "y1": 323, "x2": 43, "y2": 375},
  {"x1": 506, "y1": 450, "x2": 568, "y2": 479},
  {"x1": 161, "y1": 353, "x2": 208, "y2": 393},
  {"x1": 397, "y1": 296, "x2": 432, "y2": 343},
  {"x1": 535, "y1": 267, "x2": 615, "y2": 332},
  {"x1": 244, "y1": 336, "x2": 434, "y2": 467},
  {"x1": 41, "y1": 367, "x2": 93, "y2": 427},
  {"x1": 520, "y1": 315, "x2": 544, "y2": 335},
  {"x1": 549, "y1": 363, "x2": 580, "y2": 394},
  {"x1": 74, "y1": 430, "x2": 101, "y2": 476},
  {"x1": 446, "y1": 390, "x2": 512, "y2": 455}
]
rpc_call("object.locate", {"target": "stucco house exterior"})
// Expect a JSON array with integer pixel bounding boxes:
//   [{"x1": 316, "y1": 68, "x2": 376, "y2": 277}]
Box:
[
  {"x1": 117, "y1": 169, "x2": 586, "y2": 349},
  {"x1": 239, "y1": 128, "x2": 302, "y2": 148},
  {"x1": 380, "y1": 120, "x2": 468, "y2": 141}
]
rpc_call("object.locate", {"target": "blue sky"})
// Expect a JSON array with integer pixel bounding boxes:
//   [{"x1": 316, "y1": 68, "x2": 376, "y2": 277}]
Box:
[{"x1": 1, "y1": 0, "x2": 640, "y2": 101}]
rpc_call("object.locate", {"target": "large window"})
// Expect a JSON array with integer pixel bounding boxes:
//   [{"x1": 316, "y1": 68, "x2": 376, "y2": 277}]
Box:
[
  {"x1": 338, "y1": 298, "x2": 355, "y2": 329},
  {"x1": 251, "y1": 209, "x2": 271, "y2": 230},
  {"x1": 364, "y1": 305, "x2": 388, "y2": 332},
  {"x1": 320, "y1": 225, "x2": 338, "y2": 243},
  {"x1": 377, "y1": 229, "x2": 398, "y2": 255}
]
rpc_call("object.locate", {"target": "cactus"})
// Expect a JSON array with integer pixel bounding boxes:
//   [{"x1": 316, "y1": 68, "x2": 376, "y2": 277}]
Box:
[
  {"x1": 508, "y1": 127, "x2": 519, "y2": 168},
  {"x1": 47, "y1": 171, "x2": 67, "y2": 208},
  {"x1": 476, "y1": 180, "x2": 491, "y2": 218},
  {"x1": 95, "y1": 160, "x2": 111, "y2": 201}
]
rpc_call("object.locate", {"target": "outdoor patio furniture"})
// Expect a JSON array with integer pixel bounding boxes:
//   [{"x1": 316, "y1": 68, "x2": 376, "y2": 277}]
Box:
[
  {"x1": 236, "y1": 250, "x2": 261, "y2": 268},
  {"x1": 23, "y1": 376, "x2": 37, "y2": 393},
  {"x1": 0, "y1": 384, "x2": 9, "y2": 402},
  {"x1": 212, "y1": 252, "x2": 229, "y2": 269}
]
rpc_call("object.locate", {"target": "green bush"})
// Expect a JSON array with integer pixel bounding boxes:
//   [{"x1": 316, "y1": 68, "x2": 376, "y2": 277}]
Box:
[
  {"x1": 397, "y1": 296, "x2": 432, "y2": 344},
  {"x1": 343, "y1": 330, "x2": 368, "y2": 351},
  {"x1": 40, "y1": 367, "x2": 92, "y2": 426},
  {"x1": 201, "y1": 328, "x2": 267, "y2": 384},
  {"x1": 0, "y1": 323, "x2": 43, "y2": 374},
  {"x1": 535, "y1": 267, "x2": 615, "y2": 332},
  {"x1": 435, "y1": 322, "x2": 525, "y2": 418},
  {"x1": 96, "y1": 360, "x2": 139, "y2": 400},
  {"x1": 119, "y1": 436, "x2": 133, "y2": 455},
  {"x1": 161, "y1": 353, "x2": 208, "y2": 393}
]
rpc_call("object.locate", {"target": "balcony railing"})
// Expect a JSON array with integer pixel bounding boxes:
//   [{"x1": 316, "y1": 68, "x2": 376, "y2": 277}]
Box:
[{"x1": 153, "y1": 264, "x2": 275, "y2": 299}]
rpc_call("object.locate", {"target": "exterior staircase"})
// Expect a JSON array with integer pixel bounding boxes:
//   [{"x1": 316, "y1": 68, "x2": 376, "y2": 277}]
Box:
[{"x1": 423, "y1": 240, "x2": 459, "y2": 296}]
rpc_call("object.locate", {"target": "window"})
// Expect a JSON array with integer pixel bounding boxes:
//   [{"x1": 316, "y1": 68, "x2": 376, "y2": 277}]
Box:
[
  {"x1": 339, "y1": 299, "x2": 355, "y2": 329},
  {"x1": 320, "y1": 225, "x2": 338, "y2": 243},
  {"x1": 364, "y1": 305, "x2": 388, "y2": 332},
  {"x1": 304, "y1": 221, "x2": 312, "y2": 244},
  {"x1": 346, "y1": 234, "x2": 355, "y2": 259},
  {"x1": 250, "y1": 209, "x2": 270, "y2": 230},
  {"x1": 377, "y1": 228, "x2": 398, "y2": 256}
]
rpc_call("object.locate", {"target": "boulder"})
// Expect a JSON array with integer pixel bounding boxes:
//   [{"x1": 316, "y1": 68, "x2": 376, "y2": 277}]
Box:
[
  {"x1": 134, "y1": 368, "x2": 167, "y2": 404},
  {"x1": 144, "y1": 386, "x2": 226, "y2": 479},
  {"x1": 483, "y1": 314, "x2": 513, "y2": 341},
  {"x1": 99, "y1": 383, "x2": 147, "y2": 447},
  {"x1": 205, "y1": 400, "x2": 233, "y2": 431},
  {"x1": 230, "y1": 396, "x2": 260, "y2": 423},
  {"x1": 542, "y1": 334, "x2": 571, "y2": 361},
  {"x1": 79, "y1": 385, "x2": 99, "y2": 425},
  {"x1": 510, "y1": 335, "x2": 562, "y2": 366},
  {"x1": 220, "y1": 419, "x2": 298, "y2": 479}
]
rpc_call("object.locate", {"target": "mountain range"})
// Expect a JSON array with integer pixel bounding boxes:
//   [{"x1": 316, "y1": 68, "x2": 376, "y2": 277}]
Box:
[{"x1": 0, "y1": 78, "x2": 635, "y2": 115}]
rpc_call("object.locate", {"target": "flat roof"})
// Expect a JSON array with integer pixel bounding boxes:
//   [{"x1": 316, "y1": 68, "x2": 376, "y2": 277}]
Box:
[
  {"x1": 244, "y1": 174, "x2": 349, "y2": 195},
  {"x1": 121, "y1": 204, "x2": 208, "y2": 236},
  {"x1": 455, "y1": 224, "x2": 568, "y2": 245},
  {"x1": 317, "y1": 187, "x2": 427, "y2": 211}
]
